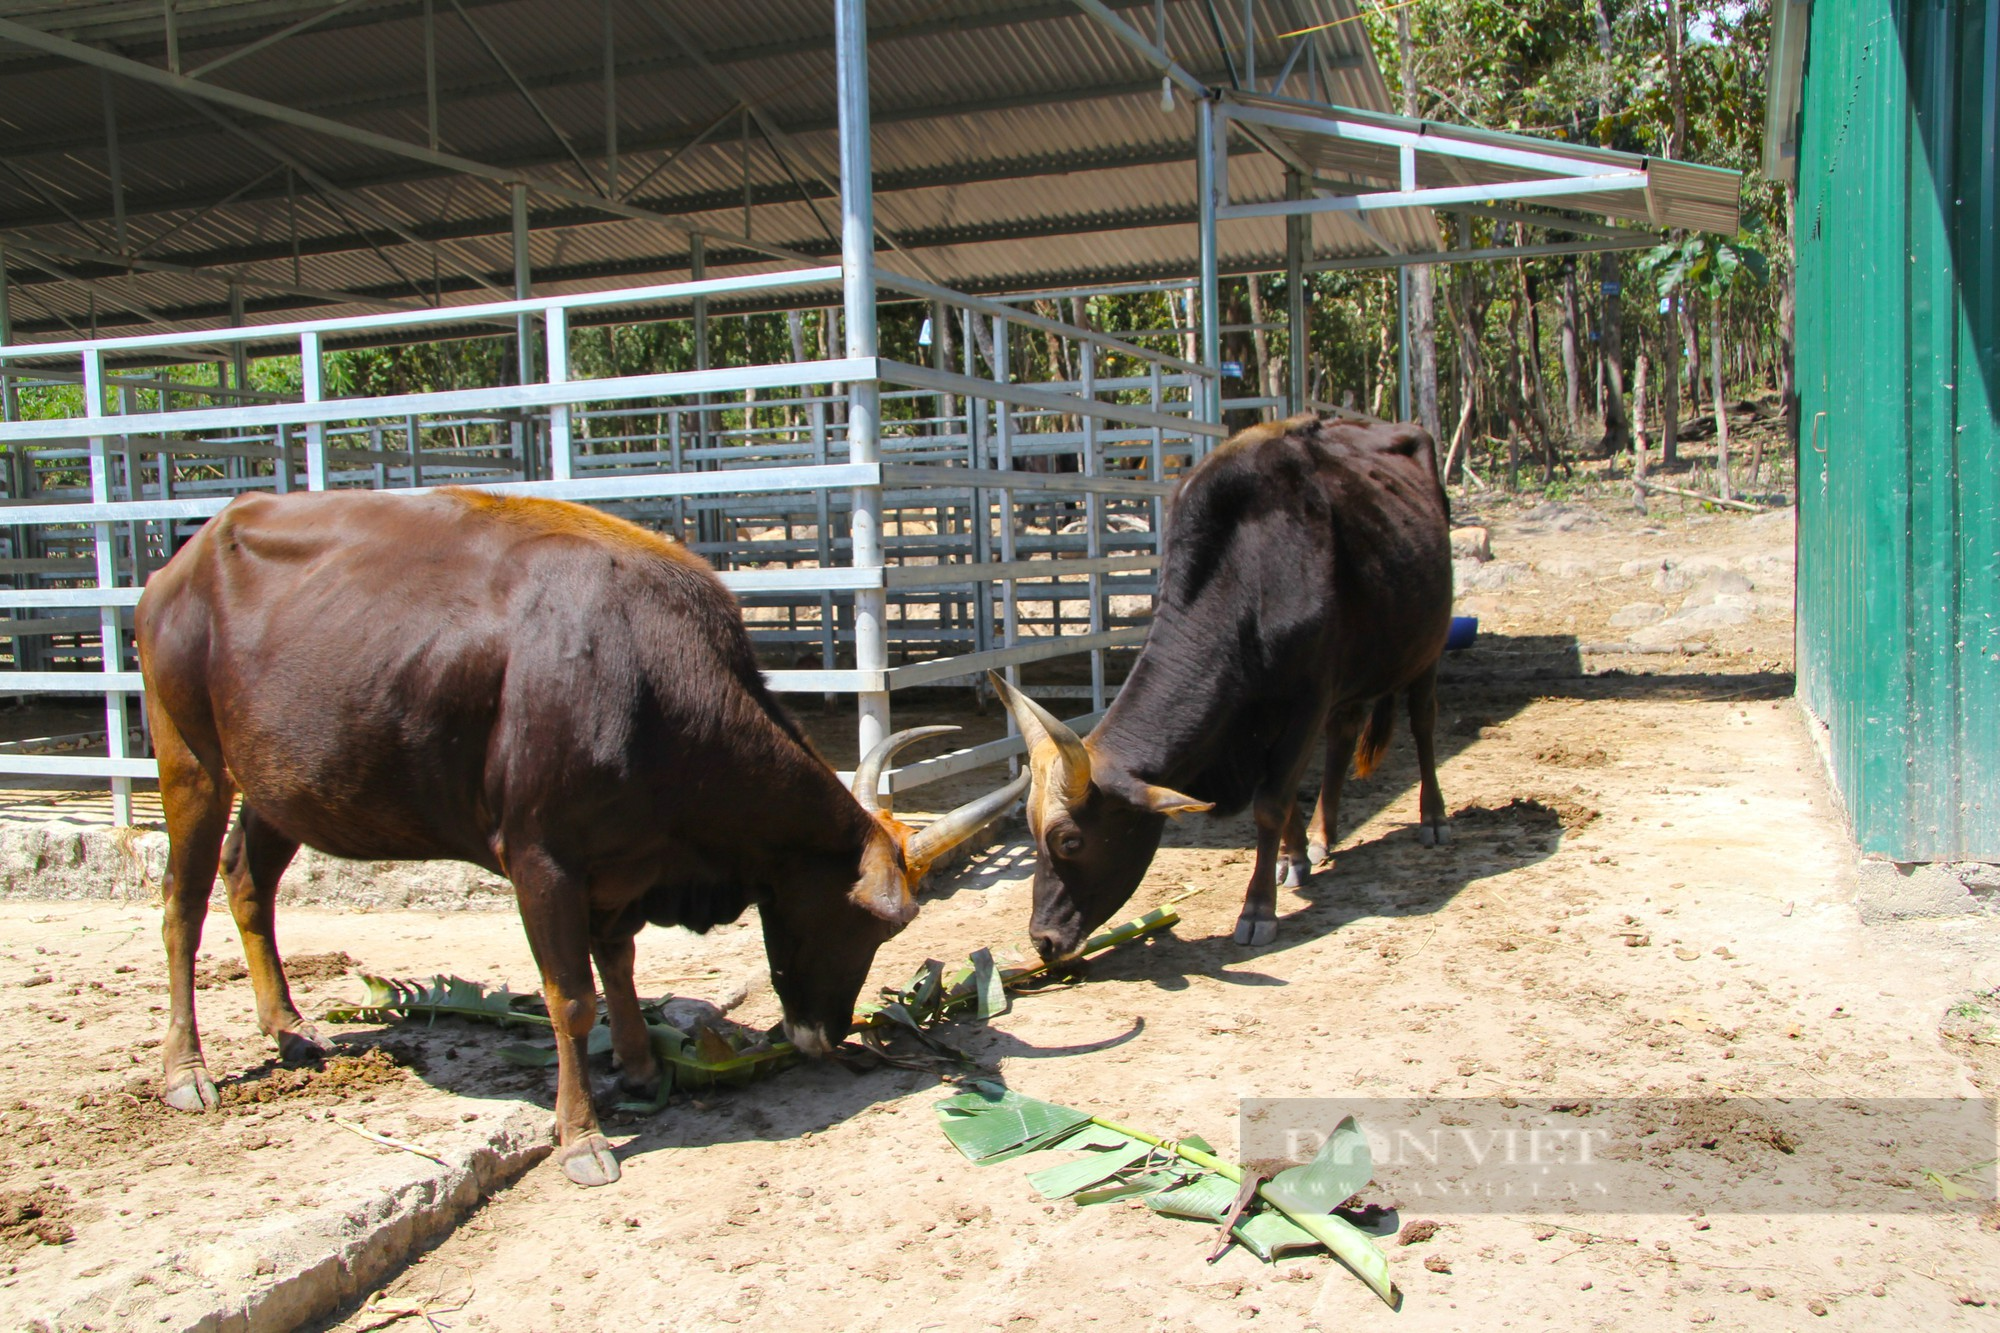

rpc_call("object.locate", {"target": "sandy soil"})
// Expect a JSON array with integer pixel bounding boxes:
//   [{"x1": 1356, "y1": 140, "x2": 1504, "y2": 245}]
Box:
[{"x1": 2, "y1": 490, "x2": 1997, "y2": 1332}]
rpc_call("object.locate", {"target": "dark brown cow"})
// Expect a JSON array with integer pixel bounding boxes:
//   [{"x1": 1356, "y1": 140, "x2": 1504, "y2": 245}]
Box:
[
  {"x1": 990, "y1": 414, "x2": 1453, "y2": 959},
  {"x1": 135, "y1": 488, "x2": 1019, "y2": 1186}
]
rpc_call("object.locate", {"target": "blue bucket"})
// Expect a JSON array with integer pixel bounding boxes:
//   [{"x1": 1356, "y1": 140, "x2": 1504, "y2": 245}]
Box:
[{"x1": 1445, "y1": 615, "x2": 1479, "y2": 652}]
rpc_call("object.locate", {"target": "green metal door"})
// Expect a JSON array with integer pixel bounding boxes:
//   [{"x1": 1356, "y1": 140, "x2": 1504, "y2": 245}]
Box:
[{"x1": 1793, "y1": 0, "x2": 2000, "y2": 860}]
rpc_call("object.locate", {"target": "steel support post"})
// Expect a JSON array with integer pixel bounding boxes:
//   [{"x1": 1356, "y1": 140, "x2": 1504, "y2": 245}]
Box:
[
  {"x1": 83, "y1": 350, "x2": 131, "y2": 826},
  {"x1": 511, "y1": 184, "x2": 536, "y2": 479},
  {"x1": 547, "y1": 306, "x2": 572, "y2": 480},
  {"x1": 1285, "y1": 168, "x2": 1308, "y2": 415},
  {"x1": 690, "y1": 232, "x2": 712, "y2": 545},
  {"x1": 964, "y1": 307, "x2": 993, "y2": 661},
  {"x1": 1197, "y1": 97, "x2": 1223, "y2": 425},
  {"x1": 1082, "y1": 341, "x2": 1105, "y2": 712},
  {"x1": 101, "y1": 73, "x2": 128, "y2": 253},
  {"x1": 423, "y1": 0, "x2": 440, "y2": 150},
  {"x1": 301, "y1": 330, "x2": 330, "y2": 488},
  {"x1": 228, "y1": 284, "x2": 248, "y2": 393},
  {"x1": 0, "y1": 243, "x2": 16, "y2": 425},
  {"x1": 1396, "y1": 267, "x2": 1411, "y2": 423},
  {"x1": 836, "y1": 0, "x2": 889, "y2": 762},
  {"x1": 602, "y1": 0, "x2": 619, "y2": 197},
  {"x1": 992, "y1": 313, "x2": 1020, "y2": 774}
]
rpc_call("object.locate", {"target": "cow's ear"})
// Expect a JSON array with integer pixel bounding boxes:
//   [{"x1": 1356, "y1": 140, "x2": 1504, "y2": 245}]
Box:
[
  {"x1": 851, "y1": 834, "x2": 920, "y2": 926},
  {"x1": 1136, "y1": 784, "x2": 1212, "y2": 818}
]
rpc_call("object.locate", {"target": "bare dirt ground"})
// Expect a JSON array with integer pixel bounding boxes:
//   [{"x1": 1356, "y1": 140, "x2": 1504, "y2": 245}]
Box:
[{"x1": 3, "y1": 486, "x2": 1998, "y2": 1332}]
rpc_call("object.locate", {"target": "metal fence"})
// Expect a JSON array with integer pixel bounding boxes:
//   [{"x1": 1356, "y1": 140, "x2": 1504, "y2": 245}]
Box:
[{"x1": 0, "y1": 263, "x2": 1224, "y2": 823}]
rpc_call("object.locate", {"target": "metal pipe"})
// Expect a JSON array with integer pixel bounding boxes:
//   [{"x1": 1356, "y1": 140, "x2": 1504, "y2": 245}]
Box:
[
  {"x1": 83, "y1": 349, "x2": 132, "y2": 826},
  {"x1": 836, "y1": 0, "x2": 889, "y2": 761},
  {"x1": 1197, "y1": 96, "x2": 1223, "y2": 424},
  {"x1": 1284, "y1": 167, "x2": 1307, "y2": 414},
  {"x1": 547, "y1": 305, "x2": 572, "y2": 480},
  {"x1": 101, "y1": 73, "x2": 128, "y2": 253},
  {"x1": 603, "y1": 0, "x2": 619, "y2": 196},
  {"x1": 424, "y1": 0, "x2": 440, "y2": 150},
  {"x1": 302, "y1": 330, "x2": 330, "y2": 488},
  {"x1": 0, "y1": 243, "x2": 16, "y2": 424},
  {"x1": 1396, "y1": 266, "x2": 1410, "y2": 423},
  {"x1": 993, "y1": 313, "x2": 1020, "y2": 774}
]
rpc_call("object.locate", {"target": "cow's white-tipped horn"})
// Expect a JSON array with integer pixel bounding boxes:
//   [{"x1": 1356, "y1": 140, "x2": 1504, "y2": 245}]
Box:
[
  {"x1": 852, "y1": 725, "x2": 961, "y2": 815},
  {"x1": 985, "y1": 670, "x2": 1092, "y2": 807},
  {"x1": 907, "y1": 769, "x2": 1030, "y2": 872}
]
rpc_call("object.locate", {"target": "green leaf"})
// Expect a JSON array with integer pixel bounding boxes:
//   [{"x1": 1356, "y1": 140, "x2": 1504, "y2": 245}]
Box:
[
  {"x1": 1146, "y1": 1171, "x2": 1241, "y2": 1221},
  {"x1": 1264, "y1": 1116, "x2": 1372, "y2": 1215},
  {"x1": 1027, "y1": 1140, "x2": 1154, "y2": 1199},
  {"x1": 1052, "y1": 1124, "x2": 1139, "y2": 1151},
  {"x1": 1180, "y1": 1133, "x2": 1215, "y2": 1155},
  {"x1": 1920, "y1": 1168, "x2": 1978, "y2": 1203},
  {"x1": 1232, "y1": 1210, "x2": 1324, "y2": 1261},
  {"x1": 936, "y1": 1084, "x2": 1092, "y2": 1163},
  {"x1": 970, "y1": 947, "x2": 1008, "y2": 1019},
  {"x1": 497, "y1": 1042, "x2": 559, "y2": 1068},
  {"x1": 1260, "y1": 1205, "x2": 1394, "y2": 1305},
  {"x1": 1074, "y1": 1170, "x2": 1183, "y2": 1206}
]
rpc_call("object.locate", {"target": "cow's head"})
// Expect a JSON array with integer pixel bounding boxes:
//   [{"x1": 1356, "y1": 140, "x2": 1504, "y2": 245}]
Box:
[
  {"x1": 767, "y1": 727, "x2": 1027, "y2": 1057},
  {"x1": 988, "y1": 673, "x2": 1210, "y2": 962}
]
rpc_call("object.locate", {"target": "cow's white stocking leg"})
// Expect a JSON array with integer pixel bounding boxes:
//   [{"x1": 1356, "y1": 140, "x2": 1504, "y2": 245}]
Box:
[
  {"x1": 1278, "y1": 801, "x2": 1310, "y2": 889},
  {"x1": 512, "y1": 846, "x2": 619, "y2": 1187}
]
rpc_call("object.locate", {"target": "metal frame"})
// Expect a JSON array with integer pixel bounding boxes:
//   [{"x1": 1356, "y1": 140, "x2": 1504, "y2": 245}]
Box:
[{"x1": 0, "y1": 0, "x2": 1743, "y2": 820}]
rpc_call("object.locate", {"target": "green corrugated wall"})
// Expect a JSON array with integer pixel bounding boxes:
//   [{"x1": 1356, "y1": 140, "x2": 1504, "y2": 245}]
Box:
[{"x1": 1795, "y1": 0, "x2": 2000, "y2": 859}]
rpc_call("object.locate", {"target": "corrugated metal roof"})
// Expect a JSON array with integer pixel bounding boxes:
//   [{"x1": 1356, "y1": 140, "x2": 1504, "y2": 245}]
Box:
[{"x1": 0, "y1": 0, "x2": 1732, "y2": 346}]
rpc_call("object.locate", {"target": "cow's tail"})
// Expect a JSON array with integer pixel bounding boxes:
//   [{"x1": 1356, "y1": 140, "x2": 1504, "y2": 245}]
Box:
[{"x1": 1353, "y1": 694, "x2": 1397, "y2": 778}]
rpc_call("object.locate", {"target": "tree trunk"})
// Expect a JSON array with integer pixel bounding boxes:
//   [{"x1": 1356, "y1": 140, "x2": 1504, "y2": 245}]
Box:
[
  {"x1": 1558, "y1": 266, "x2": 1584, "y2": 432},
  {"x1": 1596, "y1": 251, "x2": 1632, "y2": 455},
  {"x1": 1710, "y1": 297, "x2": 1732, "y2": 501},
  {"x1": 1246, "y1": 279, "x2": 1280, "y2": 405},
  {"x1": 1632, "y1": 349, "x2": 1651, "y2": 490},
  {"x1": 1662, "y1": 293, "x2": 1682, "y2": 465},
  {"x1": 1777, "y1": 187, "x2": 1798, "y2": 429},
  {"x1": 1681, "y1": 298, "x2": 1702, "y2": 408},
  {"x1": 1517, "y1": 263, "x2": 1560, "y2": 474},
  {"x1": 1395, "y1": 11, "x2": 1442, "y2": 448}
]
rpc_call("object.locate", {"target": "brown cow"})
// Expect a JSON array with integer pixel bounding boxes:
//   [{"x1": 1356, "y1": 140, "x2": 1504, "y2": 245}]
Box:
[{"x1": 135, "y1": 488, "x2": 1020, "y2": 1186}]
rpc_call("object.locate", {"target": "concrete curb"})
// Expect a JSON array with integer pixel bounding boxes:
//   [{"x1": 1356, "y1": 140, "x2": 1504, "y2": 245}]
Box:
[{"x1": 19, "y1": 1107, "x2": 550, "y2": 1333}]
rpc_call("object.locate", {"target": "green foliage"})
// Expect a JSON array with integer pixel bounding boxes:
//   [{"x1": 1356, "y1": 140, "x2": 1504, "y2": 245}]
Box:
[
  {"x1": 936, "y1": 1084, "x2": 1396, "y2": 1305},
  {"x1": 1641, "y1": 232, "x2": 1771, "y2": 302}
]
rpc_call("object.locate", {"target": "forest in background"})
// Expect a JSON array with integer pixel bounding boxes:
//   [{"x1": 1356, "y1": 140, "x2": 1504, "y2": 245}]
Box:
[{"x1": 16, "y1": 0, "x2": 1787, "y2": 504}]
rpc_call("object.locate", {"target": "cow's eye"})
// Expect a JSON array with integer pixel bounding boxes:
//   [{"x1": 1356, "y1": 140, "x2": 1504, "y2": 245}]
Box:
[{"x1": 1053, "y1": 830, "x2": 1086, "y2": 858}]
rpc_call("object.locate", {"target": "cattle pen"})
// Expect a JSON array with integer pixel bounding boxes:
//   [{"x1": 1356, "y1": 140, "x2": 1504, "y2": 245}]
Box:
[{"x1": 0, "y1": 0, "x2": 1739, "y2": 827}]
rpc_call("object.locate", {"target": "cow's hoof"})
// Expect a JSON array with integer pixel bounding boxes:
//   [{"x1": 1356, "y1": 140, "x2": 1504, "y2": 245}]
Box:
[
  {"x1": 162, "y1": 1068, "x2": 220, "y2": 1113},
  {"x1": 1233, "y1": 917, "x2": 1277, "y2": 947},
  {"x1": 558, "y1": 1134, "x2": 621, "y2": 1187},
  {"x1": 1280, "y1": 860, "x2": 1305, "y2": 890},
  {"x1": 1306, "y1": 840, "x2": 1330, "y2": 867},
  {"x1": 275, "y1": 1022, "x2": 334, "y2": 1065},
  {"x1": 617, "y1": 1070, "x2": 662, "y2": 1102},
  {"x1": 1419, "y1": 821, "x2": 1451, "y2": 847}
]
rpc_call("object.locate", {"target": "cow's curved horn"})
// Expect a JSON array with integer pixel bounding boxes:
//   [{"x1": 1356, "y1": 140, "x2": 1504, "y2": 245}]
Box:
[
  {"x1": 986, "y1": 671, "x2": 1091, "y2": 807},
  {"x1": 907, "y1": 769, "x2": 1031, "y2": 873},
  {"x1": 852, "y1": 725, "x2": 961, "y2": 815}
]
